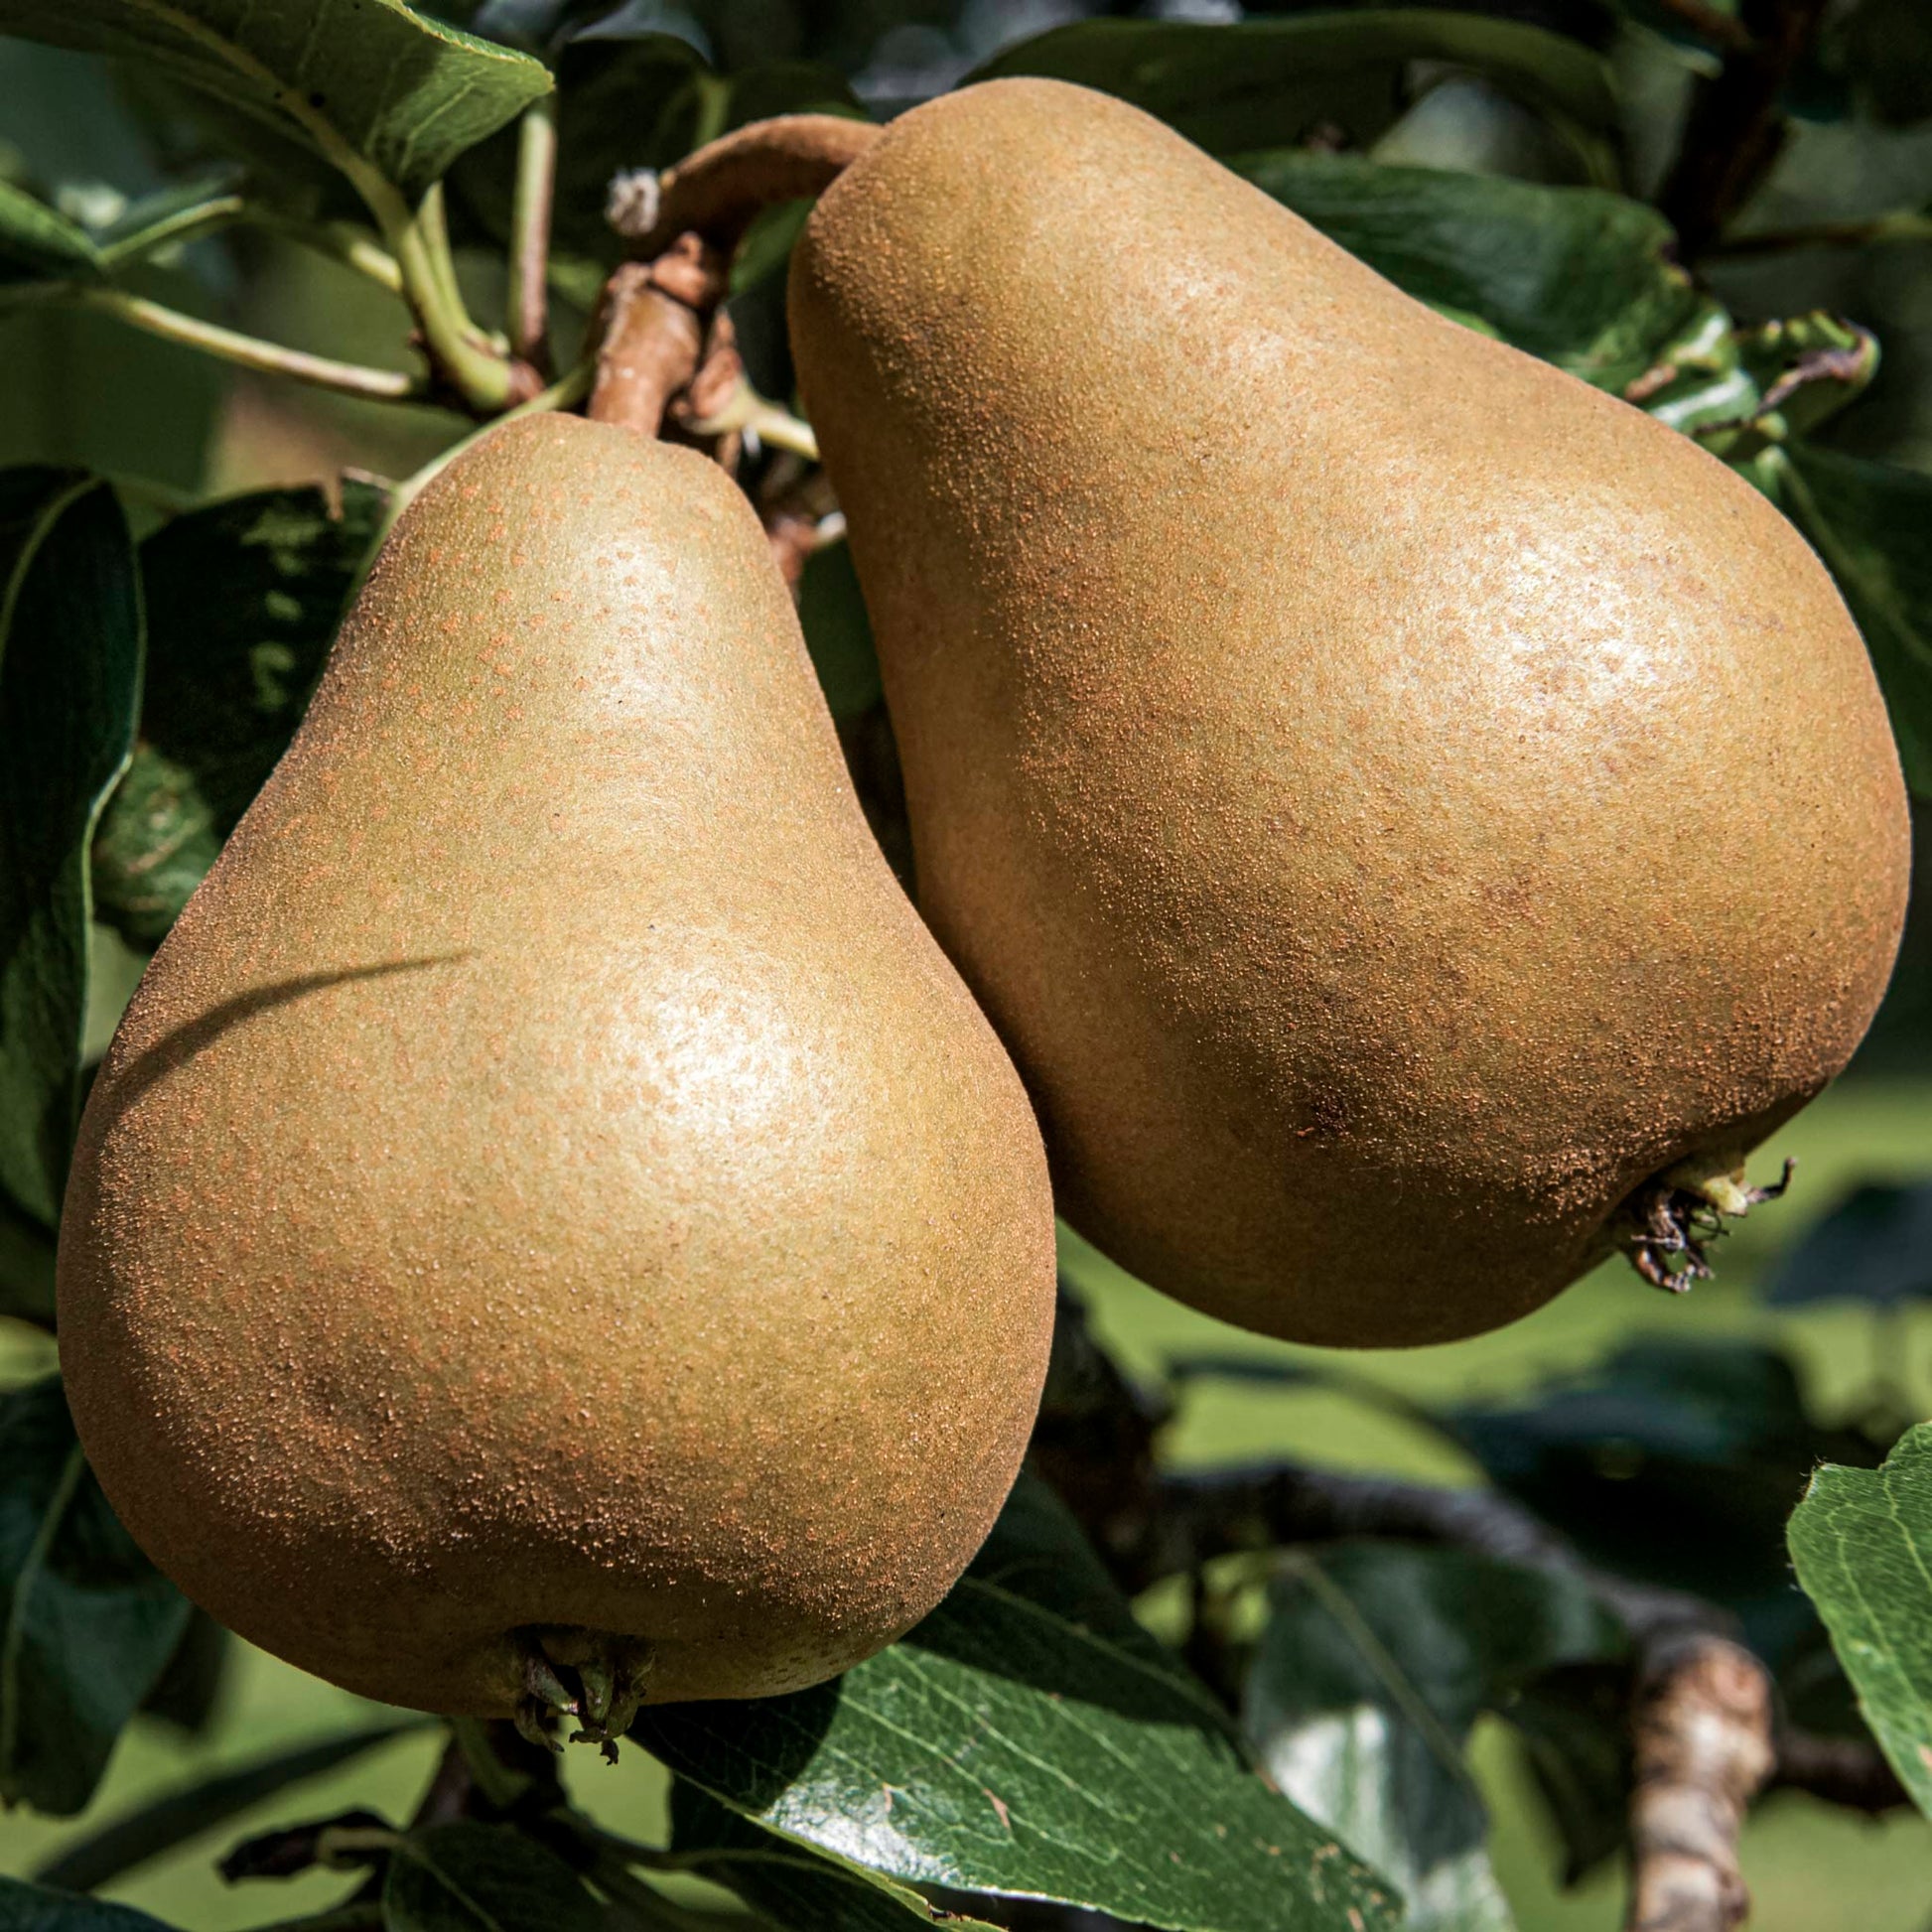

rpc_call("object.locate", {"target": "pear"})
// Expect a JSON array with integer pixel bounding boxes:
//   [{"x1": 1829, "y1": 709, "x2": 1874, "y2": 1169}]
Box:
[
  {"x1": 787, "y1": 78, "x2": 1911, "y2": 1347},
  {"x1": 57, "y1": 414, "x2": 1056, "y2": 1730}
]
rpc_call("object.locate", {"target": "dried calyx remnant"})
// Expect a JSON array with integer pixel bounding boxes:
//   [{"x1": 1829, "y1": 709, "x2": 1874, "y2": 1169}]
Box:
[
  {"x1": 1616, "y1": 1151, "x2": 1794, "y2": 1293},
  {"x1": 516, "y1": 1628, "x2": 656, "y2": 1760}
]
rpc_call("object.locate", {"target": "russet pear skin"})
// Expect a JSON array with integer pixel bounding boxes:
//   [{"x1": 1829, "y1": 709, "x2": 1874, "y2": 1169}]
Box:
[
  {"x1": 58, "y1": 414, "x2": 1057, "y2": 1717},
  {"x1": 788, "y1": 78, "x2": 1911, "y2": 1347}
]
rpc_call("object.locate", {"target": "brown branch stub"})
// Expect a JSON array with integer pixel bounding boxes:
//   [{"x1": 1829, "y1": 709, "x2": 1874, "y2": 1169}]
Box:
[
  {"x1": 1771, "y1": 1725, "x2": 1912, "y2": 1813},
  {"x1": 586, "y1": 235, "x2": 729, "y2": 436},
  {"x1": 1626, "y1": 1635, "x2": 1775, "y2": 1932},
  {"x1": 627, "y1": 114, "x2": 882, "y2": 259}
]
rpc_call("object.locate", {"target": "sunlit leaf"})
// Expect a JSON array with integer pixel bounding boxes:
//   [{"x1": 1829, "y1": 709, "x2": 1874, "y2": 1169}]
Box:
[
  {"x1": 1788, "y1": 1424, "x2": 1932, "y2": 1820},
  {"x1": 1246, "y1": 1542, "x2": 1623, "y2": 1930},
  {"x1": 0, "y1": 0, "x2": 551, "y2": 204},
  {"x1": 636, "y1": 1475, "x2": 1398, "y2": 1932}
]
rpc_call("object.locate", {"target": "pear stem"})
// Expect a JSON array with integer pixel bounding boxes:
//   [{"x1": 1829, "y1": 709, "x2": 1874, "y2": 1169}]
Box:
[
  {"x1": 621, "y1": 113, "x2": 880, "y2": 260},
  {"x1": 586, "y1": 236, "x2": 731, "y2": 436},
  {"x1": 1616, "y1": 1153, "x2": 1795, "y2": 1293}
]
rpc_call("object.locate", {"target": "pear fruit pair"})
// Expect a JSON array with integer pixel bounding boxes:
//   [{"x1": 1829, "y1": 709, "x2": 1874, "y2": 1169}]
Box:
[
  {"x1": 788, "y1": 78, "x2": 1911, "y2": 1347},
  {"x1": 58, "y1": 417, "x2": 1056, "y2": 1727}
]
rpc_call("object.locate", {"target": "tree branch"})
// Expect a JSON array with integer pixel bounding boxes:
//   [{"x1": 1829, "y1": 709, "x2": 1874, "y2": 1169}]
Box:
[
  {"x1": 1625, "y1": 1635, "x2": 1775, "y2": 1932},
  {"x1": 1029, "y1": 1292, "x2": 1887, "y2": 1932},
  {"x1": 586, "y1": 236, "x2": 731, "y2": 436},
  {"x1": 1658, "y1": 0, "x2": 1833, "y2": 257}
]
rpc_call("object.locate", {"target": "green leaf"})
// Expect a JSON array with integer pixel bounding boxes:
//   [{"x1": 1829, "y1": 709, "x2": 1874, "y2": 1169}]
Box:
[
  {"x1": 34, "y1": 1722, "x2": 416, "y2": 1892},
  {"x1": 0, "y1": 181, "x2": 102, "y2": 285},
  {"x1": 972, "y1": 15, "x2": 1617, "y2": 169},
  {"x1": 1224, "y1": 153, "x2": 1706, "y2": 394},
  {"x1": 0, "y1": 1377, "x2": 190, "y2": 1817},
  {"x1": 635, "y1": 1474, "x2": 1398, "y2": 1932},
  {"x1": 0, "y1": 0, "x2": 552, "y2": 206},
  {"x1": 1497, "y1": 1664, "x2": 1628, "y2": 1887},
  {"x1": 0, "y1": 1193, "x2": 56, "y2": 1327},
  {"x1": 1449, "y1": 1337, "x2": 1873, "y2": 1663},
  {"x1": 1788, "y1": 1424, "x2": 1932, "y2": 1821},
  {"x1": 383, "y1": 1822, "x2": 608, "y2": 1932},
  {"x1": 89, "y1": 745, "x2": 220, "y2": 952},
  {"x1": 89, "y1": 479, "x2": 385, "y2": 949},
  {"x1": 799, "y1": 539, "x2": 882, "y2": 721},
  {"x1": 1769, "y1": 1181, "x2": 1932, "y2": 1309},
  {"x1": 0, "y1": 468, "x2": 143, "y2": 1229},
  {"x1": 0, "y1": 1878, "x2": 177, "y2": 1930},
  {"x1": 1770, "y1": 442, "x2": 1932, "y2": 800},
  {"x1": 667, "y1": 1783, "x2": 999, "y2": 1929},
  {"x1": 1245, "y1": 1543, "x2": 1624, "y2": 1931}
]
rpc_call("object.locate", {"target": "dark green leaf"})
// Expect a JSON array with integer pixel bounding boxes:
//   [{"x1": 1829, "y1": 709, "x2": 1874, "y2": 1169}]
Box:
[
  {"x1": 137, "y1": 479, "x2": 384, "y2": 830},
  {"x1": 1498, "y1": 1663, "x2": 1628, "y2": 1886},
  {"x1": 1245, "y1": 1542, "x2": 1623, "y2": 1929},
  {"x1": 0, "y1": 1376, "x2": 190, "y2": 1817},
  {"x1": 0, "y1": 468, "x2": 143, "y2": 1229},
  {"x1": 798, "y1": 539, "x2": 882, "y2": 721},
  {"x1": 383, "y1": 1822, "x2": 608, "y2": 1932},
  {"x1": 1829, "y1": 0, "x2": 1932, "y2": 127},
  {"x1": 1771, "y1": 442, "x2": 1932, "y2": 800},
  {"x1": 35, "y1": 1722, "x2": 415, "y2": 1892},
  {"x1": 667, "y1": 1783, "x2": 997, "y2": 1929},
  {"x1": 1225, "y1": 152, "x2": 1707, "y2": 394},
  {"x1": 0, "y1": 1878, "x2": 177, "y2": 1930},
  {"x1": 972, "y1": 15, "x2": 1617, "y2": 169},
  {"x1": 636, "y1": 1474, "x2": 1397, "y2": 1932},
  {"x1": 1768, "y1": 1181, "x2": 1932, "y2": 1308},
  {"x1": 1788, "y1": 1423, "x2": 1932, "y2": 1821},
  {"x1": 1449, "y1": 1338, "x2": 1877, "y2": 1665},
  {"x1": 0, "y1": 1192, "x2": 57, "y2": 1327},
  {"x1": 0, "y1": 0, "x2": 552, "y2": 205},
  {"x1": 134, "y1": 1604, "x2": 230, "y2": 1736},
  {"x1": 0, "y1": 181, "x2": 102, "y2": 285},
  {"x1": 88, "y1": 479, "x2": 385, "y2": 950},
  {"x1": 89, "y1": 744, "x2": 220, "y2": 951}
]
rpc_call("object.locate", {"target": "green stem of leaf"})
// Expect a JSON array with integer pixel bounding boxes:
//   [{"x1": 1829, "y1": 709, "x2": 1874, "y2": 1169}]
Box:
[
  {"x1": 53, "y1": 286, "x2": 426, "y2": 401},
  {"x1": 1711, "y1": 209, "x2": 1932, "y2": 258},
  {"x1": 388, "y1": 209, "x2": 514, "y2": 410},
  {"x1": 508, "y1": 95, "x2": 559, "y2": 369}
]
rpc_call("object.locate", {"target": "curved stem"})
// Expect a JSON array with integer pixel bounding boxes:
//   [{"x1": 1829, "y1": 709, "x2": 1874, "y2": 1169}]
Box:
[
  {"x1": 117, "y1": 0, "x2": 512, "y2": 409},
  {"x1": 687, "y1": 377, "x2": 819, "y2": 462},
  {"x1": 629, "y1": 113, "x2": 880, "y2": 258},
  {"x1": 55, "y1": 286, "x2": 426, "y2": 400},
  {"x1": 508, "y1": 94, "x2": 559, "y2": 368}
]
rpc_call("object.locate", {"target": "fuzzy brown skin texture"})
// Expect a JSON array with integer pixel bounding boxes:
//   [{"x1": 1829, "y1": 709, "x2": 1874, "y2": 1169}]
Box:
[
  {"x1": 57, "y1": 415, "x2": 1056, "y2": 1716},
  {"x1": 787, "y1": 79, "x2": 1912, "y2": 1348}
]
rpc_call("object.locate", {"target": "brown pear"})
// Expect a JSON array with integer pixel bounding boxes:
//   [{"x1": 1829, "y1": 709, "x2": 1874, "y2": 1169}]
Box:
[
  {"x1": 787, "y1": 78, "x2": 1911, "y2": 1347},
  {"x1": 57, "y1": 414, "x2": 1056, "y2": 1730}
]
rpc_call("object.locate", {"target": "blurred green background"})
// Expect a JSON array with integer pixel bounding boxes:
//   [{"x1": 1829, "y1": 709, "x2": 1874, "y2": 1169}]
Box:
[{"x1": 5, "y1": 2, "x2": 1932, "y2": 1925}]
